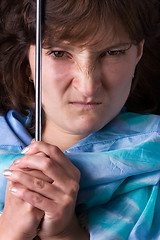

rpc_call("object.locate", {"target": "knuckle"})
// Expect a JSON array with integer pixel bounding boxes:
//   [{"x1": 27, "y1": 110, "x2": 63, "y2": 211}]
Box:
[
  {"x1": 32, "y1": 141, "x2": 40, "y2": 150},
  {"x1": 62, "y1": 194, "x2": 72, "y2": 207},
  {"x1": 20, "y1": 188, "x2": 28, "y2": 198},
  {"x1": 66, "y1": 180, "x2": 79, "y2": 199},
  {"x1": 21, "y1": 189, "x2": 42, "y2": 204},
  {"x1": 24, "y1": 155, "x2": 31, "y2": 163},
  {"x1": 70, "y1": 181, "x2": 80, "y2": 196},
  {"x1": 33, "y1": 178, "x2": 45, "y2": 189},
  {"x1": 37, "y1": 152, "x2": 46, "y2": 157},
  {"x1": 26, "y1": 202, "x2": 35, "y2": 213},
  {"x1": 32, "y1": 193, "x2": 43, "y2": 205},
  {"x1": 43, "y1": 157, "x2": 53, "y2": 171},
  {"x1": 50, "y1": 145, "x2": 61, "y2": 155}
]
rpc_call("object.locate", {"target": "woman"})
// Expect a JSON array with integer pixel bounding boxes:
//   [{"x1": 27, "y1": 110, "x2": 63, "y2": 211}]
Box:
[{"x1": 0, "y1": 0, "x2": 160, "y2": 239}]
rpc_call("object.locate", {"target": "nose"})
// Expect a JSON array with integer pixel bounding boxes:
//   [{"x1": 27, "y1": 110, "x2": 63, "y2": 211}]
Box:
[{"x1": 72, "y1": 61, "x2": 102, "y2": 97}]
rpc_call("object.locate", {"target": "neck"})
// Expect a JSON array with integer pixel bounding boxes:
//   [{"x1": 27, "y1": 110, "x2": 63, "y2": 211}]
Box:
[{"x1": 42, "y1": 121, "x2": 88, "y2": 152}]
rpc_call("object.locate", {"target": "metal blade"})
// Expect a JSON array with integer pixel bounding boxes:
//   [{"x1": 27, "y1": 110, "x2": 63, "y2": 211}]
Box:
[{"x1": 35, "y1": 0, "x2": 42, "y2": 141}]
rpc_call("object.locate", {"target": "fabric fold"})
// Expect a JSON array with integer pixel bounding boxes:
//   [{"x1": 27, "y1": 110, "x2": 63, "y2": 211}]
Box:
[{"x1": 1, "y1": 110, "x2": 160, "y2": 239}]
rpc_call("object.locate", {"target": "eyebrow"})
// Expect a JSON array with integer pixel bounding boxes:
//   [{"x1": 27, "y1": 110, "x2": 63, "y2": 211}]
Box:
[
  {"x1": 44, "y1": 42, "x2": 74, "y2": 51},
  {"x1": 88, "y1": 42, "x2": 132, "y2": 56},
  {"x1": 103, "y1": 42, "x2": 132, "y2": 50},
  {"x1": 44, "y1": 42, "x2": 132, "y2": 53}
]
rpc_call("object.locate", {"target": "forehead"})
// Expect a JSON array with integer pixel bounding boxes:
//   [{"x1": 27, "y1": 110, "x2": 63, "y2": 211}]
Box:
[
  {"x1": 44, "y1": 22, "x2": 131, "y2": 51},
  {"x1": 81, "y1": 24, "x2": 130, "y2": 50}
]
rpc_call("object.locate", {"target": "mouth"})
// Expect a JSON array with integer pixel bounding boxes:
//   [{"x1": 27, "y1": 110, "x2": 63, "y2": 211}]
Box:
[{"x1": 69, "y1": 101, "x2": 102, "y2": 110}]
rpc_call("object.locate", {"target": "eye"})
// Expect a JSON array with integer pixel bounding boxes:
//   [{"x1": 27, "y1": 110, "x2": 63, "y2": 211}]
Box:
[
  {"x1": 105, "y1": 49, "x2": 126, "y2": 56},
  {"x1": 100, "y1": 43, "x2": 132, "y2": 58},
  {"x1": 49, "y1": 51, "x2": 65, "y2": 58}
]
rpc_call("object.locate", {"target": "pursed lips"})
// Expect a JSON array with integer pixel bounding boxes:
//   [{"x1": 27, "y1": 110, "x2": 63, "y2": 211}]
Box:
[{"x1": 69, "y1": 101, "x2": 102, "y2": 110}]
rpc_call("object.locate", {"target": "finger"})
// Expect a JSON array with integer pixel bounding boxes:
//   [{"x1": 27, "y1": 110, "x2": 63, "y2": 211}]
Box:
[
  {"x1": 22, "y1": 141, "x2": 61, "y2": 156},
  {"x1": 3, "y1": 170, "x2": 65, "y2": 200},
  {"x1": 4, "y1": 161, "x2": 79, "y2": 197},
  {"x1": 21, "y1": 141, "x2": 79, "y2": 177},
  {"x1": 9, "y1": 151, "x2": 46, "y2": 171},
  {"x1": 34, "y1": 152, "x2": 47, "y2": 157},
  {"x1": 7, "y1": 165, "x2": 53, "y2": 183},
  {"x1": 8, "y1": 185, "x2": 66, "y2": 216},
  {"x1": 13, "y1": 153, "x2": 80, "y2": 183}
]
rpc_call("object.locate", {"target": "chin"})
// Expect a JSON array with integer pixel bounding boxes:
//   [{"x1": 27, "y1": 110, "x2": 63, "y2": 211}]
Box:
[{"x1": 70, "y1": 119, "x2": 106, "y2": 135}]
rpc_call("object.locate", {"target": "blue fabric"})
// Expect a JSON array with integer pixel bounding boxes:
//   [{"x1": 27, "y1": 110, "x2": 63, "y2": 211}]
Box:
[
  {"x1": 0, "y1": 110, "x2": 160, "y2": 239},
  {"x1": 0, "y1": 110, "x2": 32, "y2": 211}
]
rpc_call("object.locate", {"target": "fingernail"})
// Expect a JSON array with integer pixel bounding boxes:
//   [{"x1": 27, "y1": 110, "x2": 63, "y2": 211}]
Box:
[
  {"x1": 21, "y1": 147, "x2": 30, "y2": 154},
  {"x1": 3, "y1": 170, "x2": 12, "y2": 176},
  {"x1": 9, "y1": 187, "x2": 17, "y2": 193},
  {"x1": 13, "y1": 159, "x2": 20, "y2": 165}
]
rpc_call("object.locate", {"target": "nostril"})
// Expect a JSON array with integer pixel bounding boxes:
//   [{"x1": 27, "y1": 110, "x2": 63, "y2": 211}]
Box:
[{"x1": 72, "y1": 76, "x2": 102, "y2": 97}]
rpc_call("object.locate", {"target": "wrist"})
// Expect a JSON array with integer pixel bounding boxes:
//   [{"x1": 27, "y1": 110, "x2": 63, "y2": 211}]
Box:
[{"x1": 40, "y1": 215, "x2": 89, "y2": 240}]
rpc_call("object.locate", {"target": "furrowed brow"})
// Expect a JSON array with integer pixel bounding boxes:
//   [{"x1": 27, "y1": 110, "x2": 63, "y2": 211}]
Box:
[{"x1": 104, "y1": 42, "x2": 132, "y2": 50}]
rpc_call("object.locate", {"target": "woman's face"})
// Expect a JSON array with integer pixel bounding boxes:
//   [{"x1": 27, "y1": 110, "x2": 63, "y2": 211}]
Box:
[{"x1": 28, "y1": 25, "x2": 144, "y2": 138}]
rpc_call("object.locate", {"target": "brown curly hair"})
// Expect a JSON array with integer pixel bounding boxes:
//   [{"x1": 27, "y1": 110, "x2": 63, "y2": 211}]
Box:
[{"x1": 0, "y1": 0, "x2": 160, "y2": 135}]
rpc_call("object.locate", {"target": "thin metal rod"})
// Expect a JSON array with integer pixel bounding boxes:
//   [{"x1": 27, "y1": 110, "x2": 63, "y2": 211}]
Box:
[{"x1": 35, "y1": 0, "x2": 42, "y2": 141}]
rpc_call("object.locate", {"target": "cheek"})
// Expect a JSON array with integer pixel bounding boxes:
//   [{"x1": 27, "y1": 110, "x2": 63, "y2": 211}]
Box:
[
  {"x1": 41, "y1": 61, "x2": 73, "y2": 103},
  {"x1": 41, "y1": 55, "x2": 74, "y2": 83},
  {"x1": 102, "y1": 59, "x2": 136, "y2": 90}
]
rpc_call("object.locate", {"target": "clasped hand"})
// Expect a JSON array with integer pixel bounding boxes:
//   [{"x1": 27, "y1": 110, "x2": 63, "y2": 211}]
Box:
[{"x1": 2, "y1": 141, "x2": 81, "y2": 240}]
